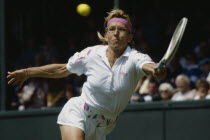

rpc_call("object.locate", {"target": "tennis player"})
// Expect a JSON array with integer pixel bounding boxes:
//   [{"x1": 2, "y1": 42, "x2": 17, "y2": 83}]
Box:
[{"x1": 7, "y1": 9, "x2": 167, "y2": 140}]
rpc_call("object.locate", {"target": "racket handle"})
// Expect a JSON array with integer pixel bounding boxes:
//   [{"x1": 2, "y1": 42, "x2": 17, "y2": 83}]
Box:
[{"x1": 156, "y1": 62, "x2": 165, "y2": 69}]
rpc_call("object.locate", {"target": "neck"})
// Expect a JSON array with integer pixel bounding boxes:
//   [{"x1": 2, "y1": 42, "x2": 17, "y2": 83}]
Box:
[
  {"x1": 107, "y1": 46, "x2": 127, "y2": 59},
  {"x1": 106, "y1": 46, "x2": 127, "y2": 68}
]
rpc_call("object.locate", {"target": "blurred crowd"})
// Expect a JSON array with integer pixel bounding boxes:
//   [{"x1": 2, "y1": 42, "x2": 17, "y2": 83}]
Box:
[
  {"x1": 130, "y1": 36, "x2": 210, "y2": 103},
  {"x1": 130, "y1": 74, "x2": 210, "y2": 104},
  {"x1": 6, "y1": 1, "x2": 210, "y2": 110}
]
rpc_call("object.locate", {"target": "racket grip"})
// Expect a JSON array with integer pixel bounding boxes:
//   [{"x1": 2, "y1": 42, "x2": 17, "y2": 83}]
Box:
[{"x1": 156, "y1": 62, "x2": 165, "y2": 69}]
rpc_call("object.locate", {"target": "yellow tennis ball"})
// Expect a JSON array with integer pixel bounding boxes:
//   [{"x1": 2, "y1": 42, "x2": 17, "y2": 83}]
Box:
[{"x1": 76, "y1": 4, "x2": 91, "y2": 16}]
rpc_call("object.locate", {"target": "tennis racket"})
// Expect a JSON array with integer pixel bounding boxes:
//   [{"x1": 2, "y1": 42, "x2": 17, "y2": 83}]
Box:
[{"x1": 156, "y1": 17, "x2": 188, "y2": 69}]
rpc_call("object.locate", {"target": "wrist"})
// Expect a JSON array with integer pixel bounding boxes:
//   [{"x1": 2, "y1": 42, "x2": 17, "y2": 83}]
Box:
[{"x1": 24, "y1": 68, "x2": 30, "y2": 77}]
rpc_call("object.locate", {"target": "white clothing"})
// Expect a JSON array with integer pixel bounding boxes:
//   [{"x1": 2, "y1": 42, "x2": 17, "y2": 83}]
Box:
[
  {"x1": 206, "y1": 94, "x2": 210, "y2": 99},
  {"x1": 171, "y1": 90, "x2": 195, "y2": 101},
  {"x1": 57, "y1": 97, "x2": 116, "y2": 140},
  {"x1": 57, "y1": 45, "x2": 153, "y2": 139},
  {"x1": 194, "y1": 95, "x2": 203, "y2": 100},
  {"x1": 143, "y1": 95, "x2": 153, "y2": 102},
  {"x1": 66, "y1": 45, "x2": 153, "y2": 117}
]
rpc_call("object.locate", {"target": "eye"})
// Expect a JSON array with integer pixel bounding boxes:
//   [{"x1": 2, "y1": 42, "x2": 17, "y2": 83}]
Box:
[
  {"x1": 108, "y1": 27, "x2": 115, "y2": 32},
  {"x1": 118, "y1": 27, "x2": 127, "y2": 32}
]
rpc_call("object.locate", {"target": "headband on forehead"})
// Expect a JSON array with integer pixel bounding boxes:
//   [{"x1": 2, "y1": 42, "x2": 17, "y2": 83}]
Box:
[{"x1": 107, "y1": 18, "x2": 132, "y2": 32}]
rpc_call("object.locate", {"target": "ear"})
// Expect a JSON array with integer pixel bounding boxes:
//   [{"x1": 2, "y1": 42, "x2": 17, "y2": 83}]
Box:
[{"x1": 105, "y1": 33, "x2": 108, "y2": 42}]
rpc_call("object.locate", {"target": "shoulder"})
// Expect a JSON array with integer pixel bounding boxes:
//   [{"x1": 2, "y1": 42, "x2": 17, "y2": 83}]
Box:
[
  {"x1": 172, "y1": 91, "x2": 181, "y2": 97},
  {"x1": 129, "y1": 49, "x2": 153, "y2": 61},
  {"x1": 129, "y1": 49, "x2": 142, "y2": 56},
  {"x1": 186, "y1": 90, "x2": 196, "y2": 96},
  {"x1": 81, "y1": 45, "x2": 106, "y2": 56},
  {"x1": 76, "y1": 45, "x2": 106, "y2": 57},
  {"x1": 130, "y1": 49, "x2": 148, "y2": 57}
]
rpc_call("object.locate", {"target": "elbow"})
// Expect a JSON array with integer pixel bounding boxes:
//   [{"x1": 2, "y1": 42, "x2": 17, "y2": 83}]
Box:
[{"x1": 57, "y1": 68, "x2": 71, "y2": 78}]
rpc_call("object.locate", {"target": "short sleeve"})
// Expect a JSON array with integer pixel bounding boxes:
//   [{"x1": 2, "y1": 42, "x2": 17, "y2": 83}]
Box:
[
  {"x1": 134, "y1": 52, "x2": 154, "y2": 74},
  {"x1": 66, "y1": 47, "x2": 92, "y2": 75}
]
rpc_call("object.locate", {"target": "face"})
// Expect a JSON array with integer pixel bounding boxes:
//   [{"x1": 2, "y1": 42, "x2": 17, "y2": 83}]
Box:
[
  {"x1": 176, "y1": 80, "x2": 189, "y2": 92},
  {"x1": 147, "y1": 82, "x2": 158, "y2": 95},
  {"x1": 160, "y1": 90, "x2": 171, "y2": 100},
  {"x1": 198, "y1": 86, "x2": 209, "y2": 94},
  {"x1": 105, "y1": 21, "x2": 133, "y2": 51}
]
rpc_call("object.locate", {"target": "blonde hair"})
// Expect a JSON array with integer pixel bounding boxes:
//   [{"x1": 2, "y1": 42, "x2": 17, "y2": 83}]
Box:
[
  {"x1": 97, "y1": 9, "x2": 135, "y2": 48},
  {"x1": 175, "y1": 74, "x2": 190, "y2": 85},
  {"x1": 159, "y1": 83, "x2": 174, "y2": 92}
]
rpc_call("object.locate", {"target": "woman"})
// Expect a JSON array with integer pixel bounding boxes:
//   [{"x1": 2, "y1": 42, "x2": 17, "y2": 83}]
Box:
[
  {"x1": 171, "y1": 74, "x2": 194, "y2": 101},
  {"x1": 7, "y1": 9, "x2": 166, "y2": 140},
  {"x1": 193, "y1": 79, "x2": 209, "y2": 100},
  {"x1": 158, "y1": 82, "x2": 174, "y2": 101}
]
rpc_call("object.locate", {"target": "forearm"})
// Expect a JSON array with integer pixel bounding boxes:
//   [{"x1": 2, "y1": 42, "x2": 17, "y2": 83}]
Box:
[
  {"x1": 142, "y1": 63, "x2": 167, "y2": 80},
  {"x1": 134, "y1": 77, "x2": 145, "y2": 93},
  {"x1": 26, "y1": 64, "x2": 71, "y2": 78},
  {"x1": 142, "y1": 63, "x2": 156, "y2": 75}
]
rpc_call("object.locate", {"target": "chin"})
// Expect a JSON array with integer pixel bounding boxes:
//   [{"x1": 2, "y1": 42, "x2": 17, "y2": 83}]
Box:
[
  {"x1": 112, "y1": 44, "x2": 120, "y2": 48},
  {"x1": 109, "y1": 42, "x2": 127, "y2": 50},
  {"x1": 109, "y1": 44, "x2": 119, "y2": 48},
  {"x1": 111, "y1": 46, "x2": 122, "y2": 51}
]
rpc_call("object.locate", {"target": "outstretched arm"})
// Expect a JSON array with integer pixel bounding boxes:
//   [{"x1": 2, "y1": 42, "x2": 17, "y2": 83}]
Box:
[
  {"x1": 7, "y1": 64, "x2": 71, "y2": 88},
  {"x1": 142, "y1": 63, "x2": 167, "y2": 80}
]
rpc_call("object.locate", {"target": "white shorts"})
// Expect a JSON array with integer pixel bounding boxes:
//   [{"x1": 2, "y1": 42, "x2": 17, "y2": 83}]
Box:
[{"x1": 57, "y1": 97, "x2": 117, "y2": 140}]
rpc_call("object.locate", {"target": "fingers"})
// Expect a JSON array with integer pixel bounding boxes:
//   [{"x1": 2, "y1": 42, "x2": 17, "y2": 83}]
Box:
[
  {"x1": 160, "y1": 67, "x2": 167, "y2": 73},
  {"x1": 153, "y1": 68, "x2": 160, "y2": 75},
  {"x1": 7, "y1": 71, "x2": 16, "y2": 85},
  {"x1": 154, "y1": 67, "x2": 166, "y2": 73},
  {"x1": 8, "y1": 77, "x2": 25, "y2": 88},
  {"x1": 8, "y1": 78, "x2": 15, "y2": 85},
  {"x1": 154, "y1": 68, "x2": 158, "y2": 73},
  {"x1": 7, "y1": 71, "x2": 14, "y2": 79},
  {"x1": 153, "y1": 67, "x2": 167, "y2": 80},
  {"x1": 12, "y1": 80, "x2": 20, "y2": 86},
  {"x1": 7, "y1": 74, "x2": 13, "y2": 79},
  {"x1": 8, "y1": 78, "x2": 20, "y2": 86},
  {"x1": 7, "y1": 70, "x2": 27, "y2": 88},
  {"x1": 7, "y1": 71, "x2": 19, "y2": 86},
  {"x1": 7, "y1": 71, "x2": 19, "y2": 79},
  {"x1": 8, "y1": 71, "x2": 12, "y2": 74}
]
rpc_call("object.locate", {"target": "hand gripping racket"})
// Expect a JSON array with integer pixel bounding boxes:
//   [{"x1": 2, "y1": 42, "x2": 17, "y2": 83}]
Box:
[{"x1": 156, "y1": 17, "x2": 188, "y2": 69}]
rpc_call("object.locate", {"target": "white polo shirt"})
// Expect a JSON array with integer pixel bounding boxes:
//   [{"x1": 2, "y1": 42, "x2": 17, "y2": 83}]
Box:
[{"x1": 66, "y1": 45, "x2": 154, "y2": 118}]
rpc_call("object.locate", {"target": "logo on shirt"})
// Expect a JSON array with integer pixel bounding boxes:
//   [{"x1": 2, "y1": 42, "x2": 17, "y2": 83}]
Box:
[
  {"x1": 120, "y1": 72, "x2": 128, "y2": 76},
  {"x1": 75, "y1": 57, "x2": 85, "y2": 62}
]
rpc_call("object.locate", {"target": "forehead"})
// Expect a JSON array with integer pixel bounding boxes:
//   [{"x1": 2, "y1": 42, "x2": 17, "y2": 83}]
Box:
[
  {"x1": 177, "y1": 80, "x2": 187, "y2": 84},
  {"x1": 107, "y1": 21, "x2": 127, "y2": 28},
  {"x1": 148, "y1": 82, "x2": 158, "y2": 87}
]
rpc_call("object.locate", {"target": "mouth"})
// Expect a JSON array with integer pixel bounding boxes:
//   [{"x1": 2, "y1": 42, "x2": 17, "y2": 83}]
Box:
[
  {"x1": 112, "y1": 40, "x2": 120, "y2": 45},
  {"x1": 112, "y1": 38, "x2": 120, "y2": 42}
]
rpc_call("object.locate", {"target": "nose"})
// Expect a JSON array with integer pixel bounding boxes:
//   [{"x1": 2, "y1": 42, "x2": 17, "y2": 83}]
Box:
[{"x1": 114, "y1": 28, "x2": 119, "y2": 35}]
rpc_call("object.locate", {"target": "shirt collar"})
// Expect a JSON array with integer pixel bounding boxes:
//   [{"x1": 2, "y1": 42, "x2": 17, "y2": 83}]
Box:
[
  {"x1": 121, "y1": 46, "x2": 132, "y2": 57},
  {"x1": 97, "y1": 45, "x2": 132, "y2": 58}
]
